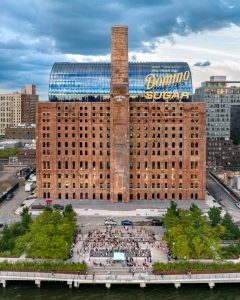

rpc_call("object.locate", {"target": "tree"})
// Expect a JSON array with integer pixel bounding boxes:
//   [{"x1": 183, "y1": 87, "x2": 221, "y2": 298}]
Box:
[
  {"x1": 163, "y1": 203, "x2": 222, "y2": 259},
  {"x1": 15, "y1": 209, "x2": 77, "y2": 259},
  {"x1": 162, "y1": 201, "x2": 180, "y2": 228},
  {"x1": 208, "y1": 207, "x2": 221, "y2": 226},
  {"x1": 64, "y1": 204, "x2": 74, "y2": 215},
  {"x1": 20, "y1": 207, "x2": 32, "y2": 229},
  {"x1": 221, "y1": 213, "x2": 240, "y2": 240},
  {"x1": 165, "y1": 225, "x2": 190, "y2": 259}
]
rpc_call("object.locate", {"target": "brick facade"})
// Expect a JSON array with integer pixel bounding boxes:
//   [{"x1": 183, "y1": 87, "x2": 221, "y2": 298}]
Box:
[
  {"x1": 5, "y1": 126, "x2": 35, "y2": 140},
  {"x1": 110, "y1": 26, "x2": 130, "y2": 203},
  {"x1": 36, "y1": 26, "x2": 206, "y2": 202},
  {"x1": 36, "y1": 101, "x2": 206, "y2": 201}
]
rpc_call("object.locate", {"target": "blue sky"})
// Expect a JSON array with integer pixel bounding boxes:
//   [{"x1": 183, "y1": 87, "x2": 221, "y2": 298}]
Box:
[{"x1": 0, "y1": 0, "x2": 240, "y2": 99}]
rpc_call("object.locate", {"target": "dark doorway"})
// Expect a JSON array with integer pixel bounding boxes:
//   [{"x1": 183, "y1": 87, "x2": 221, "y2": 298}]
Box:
[{"x1": 118, "y1": 193, "x2": 122, "y2": 203}]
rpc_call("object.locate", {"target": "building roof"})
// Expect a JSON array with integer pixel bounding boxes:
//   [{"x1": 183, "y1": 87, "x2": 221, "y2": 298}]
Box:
[{"x1": 49, "y1": 62, "x2": 192, "y2": 102}]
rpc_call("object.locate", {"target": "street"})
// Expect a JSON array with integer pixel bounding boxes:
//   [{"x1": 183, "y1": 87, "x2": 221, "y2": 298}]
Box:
[
  {"x1": 207, "y1": 172, "x2": 240, "y2": 222},
  {"x1": 0, "y1": 184, "x2": 27, "y2": 224}
]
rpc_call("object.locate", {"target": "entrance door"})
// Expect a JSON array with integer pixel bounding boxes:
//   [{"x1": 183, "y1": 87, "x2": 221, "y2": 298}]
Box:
[{"x1": 118, "y1": 193, "x2": 122, "y2": 203}]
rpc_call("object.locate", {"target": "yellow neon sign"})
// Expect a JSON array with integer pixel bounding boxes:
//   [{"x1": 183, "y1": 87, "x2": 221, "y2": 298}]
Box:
[{"x1": 144, "y1": 71, "x2": 190, "y2": 100}]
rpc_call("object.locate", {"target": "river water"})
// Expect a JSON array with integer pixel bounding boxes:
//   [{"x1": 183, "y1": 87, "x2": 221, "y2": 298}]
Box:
[{"x1": 0, "y1": 283, "x2": 239, "y2": 300}]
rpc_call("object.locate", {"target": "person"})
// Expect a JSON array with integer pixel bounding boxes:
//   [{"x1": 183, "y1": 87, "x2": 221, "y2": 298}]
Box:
[
  {"x1": 187, "y1": 270, "x2": 191, "y2": 277},
  {"x1": 132, "y1": 269, "x2": 135, "y2": 277},
  {"x1": 93, "y1": 272, "x2": 95, "y2": 280}
]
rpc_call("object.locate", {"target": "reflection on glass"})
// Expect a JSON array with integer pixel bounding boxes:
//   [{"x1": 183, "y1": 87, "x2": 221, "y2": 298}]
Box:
[{"x1": 49, "y1": 62, "x2": 193, "y2": 102}]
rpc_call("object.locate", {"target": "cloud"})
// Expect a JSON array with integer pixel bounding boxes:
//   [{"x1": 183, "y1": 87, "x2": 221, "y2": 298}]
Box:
[
  {"x1": 193, "y1": 61, "x2": 211, "y2": 67},
  {"x1": 0, "y1": 0, "x2": 240, "y2": 98}
]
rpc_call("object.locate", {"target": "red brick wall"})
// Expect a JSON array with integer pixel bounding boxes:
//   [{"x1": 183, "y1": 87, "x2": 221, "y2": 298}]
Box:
[{"x1": 36, "y1": 101, "x2": 206, "y2": 201}]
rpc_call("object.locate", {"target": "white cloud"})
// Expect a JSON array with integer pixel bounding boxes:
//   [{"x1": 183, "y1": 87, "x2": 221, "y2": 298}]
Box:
[{"x1": 129, "y1": 25, "x2": 240, "y2": 91}]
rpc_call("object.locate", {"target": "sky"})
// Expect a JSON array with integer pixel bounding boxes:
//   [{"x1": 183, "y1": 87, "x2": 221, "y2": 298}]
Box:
[{"x1": 1, "y1": 0, "x2": 240, "y2": 100}]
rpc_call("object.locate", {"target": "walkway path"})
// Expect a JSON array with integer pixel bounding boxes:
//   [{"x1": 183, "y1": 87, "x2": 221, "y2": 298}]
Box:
[{"x1": 0, "y1": 271, "x2": 239, "y2": 289}]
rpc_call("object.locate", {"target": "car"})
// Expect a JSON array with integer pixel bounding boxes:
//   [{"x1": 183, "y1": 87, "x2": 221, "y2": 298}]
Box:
[
  {"x1": 5, "y1": 193, "x2": 14, "y2": 201},
  {"x1": 53, "y1": 204, "x2": 64, "y2": 210},
  {"x1": 31, "y1": 204, "x2": 44, "y2": 210},
  {"x1": 104, "y1": 219, "x2": 118, "y2": 226},
  {"x1": 151, "y1": 219, "x2": 163, "y2": 226},
  {"x1": 235, "y1": 202, "x2": 240, "y2": 209},
  {"x1": 121, "y1": 220, "x2": 133, "y2": 226}
]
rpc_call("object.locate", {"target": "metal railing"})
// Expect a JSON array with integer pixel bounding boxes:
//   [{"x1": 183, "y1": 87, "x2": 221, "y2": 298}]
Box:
[{"x1": 0, "y1": 271, "x2": 240, "y2": 283}]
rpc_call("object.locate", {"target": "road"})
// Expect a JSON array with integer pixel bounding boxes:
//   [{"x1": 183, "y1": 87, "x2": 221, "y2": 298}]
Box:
[
  {"x1": 0, "y1": 184, "x2": 27, "y2": 224},
  {"x1": 206, "y1": 173, "x2": 240, "y2": 222}
]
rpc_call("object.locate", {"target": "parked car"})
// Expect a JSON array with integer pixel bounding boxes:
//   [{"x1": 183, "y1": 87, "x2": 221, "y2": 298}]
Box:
[
  {"x1": 53, "y1": 204, "x2": 64, "y2": 210},
  {"x1": 31, "y1": 204, "x2": 44, "y2": 210},
  {"x1": 6, "y1": 193, "x2": 14, "y2": 201},
  {"x1": 235, "y1": 202, "x2": 240, "y2": 209},
  {"x1": 104, "y1": 219, "x2": 118, "y2": 226},
  {"x1": 151, "y1": 219, "x2": 163, "y2": 226},
  {"x1": 121, "y1": 220, "x2": 133, "y2": 226}
]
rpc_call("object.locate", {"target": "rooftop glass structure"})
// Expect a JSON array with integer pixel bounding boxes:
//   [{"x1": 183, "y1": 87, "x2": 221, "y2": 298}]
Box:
[{"x1": 49, "y1": 62, "x2": 192, "y2": 102}]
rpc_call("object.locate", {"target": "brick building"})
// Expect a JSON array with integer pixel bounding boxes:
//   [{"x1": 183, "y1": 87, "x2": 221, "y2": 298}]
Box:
[
  {"x1": 5, "y1": 124, "x2": 35, "y2": 140},
  {"x1": 0, "y1": 85, "x2": 38, "y2": 136},
  {"x1": 36, "y1": 26, "x2": 206, "y2": 202},
  {"x1": 21, "y1": 85, "x2": 39, "y2": 124}
]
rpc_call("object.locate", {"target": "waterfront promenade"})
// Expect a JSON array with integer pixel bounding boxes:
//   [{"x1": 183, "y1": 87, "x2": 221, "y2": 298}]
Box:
[{"x1": 0, "y1": 271, "x2": 240, "y2": 289}]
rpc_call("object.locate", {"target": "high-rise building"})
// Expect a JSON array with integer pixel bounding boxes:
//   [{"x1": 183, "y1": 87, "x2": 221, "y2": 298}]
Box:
[
  {"x1": 0, "y1": 92, "x2": 21, "y2": 135},
  {"x1": 21, "y1": 84, "x2": 39, "y2": 124},
  {"x1": 194, "y1": 76, "x2": 240, "y2": 140},
  {"x1": 0, "y1": 85, "x2": 38, "y2": 136},
  {"x1": 36, "y1": 26, "x2": 206, "y2": 202}
]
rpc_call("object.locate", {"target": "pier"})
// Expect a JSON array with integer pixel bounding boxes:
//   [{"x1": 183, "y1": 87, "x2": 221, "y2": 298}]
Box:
[{"x1": 0, "y1": 271, "x2": 240, "y2": 289}]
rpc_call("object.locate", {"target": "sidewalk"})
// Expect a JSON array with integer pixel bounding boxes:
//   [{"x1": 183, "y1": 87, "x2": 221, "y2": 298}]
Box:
[{"x1": 28, "y1": 199, "x2": 209, "y2": 217}]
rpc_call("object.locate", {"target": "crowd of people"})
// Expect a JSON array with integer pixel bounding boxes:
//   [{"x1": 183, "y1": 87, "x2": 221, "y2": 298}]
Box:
[{"x1": 82, "y1": 226, "x2": 155, "y2": 259}]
